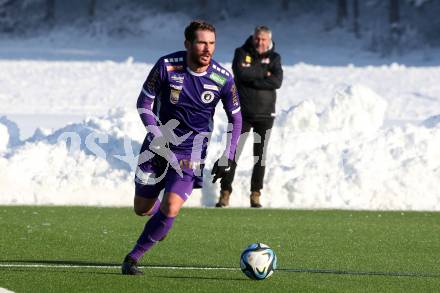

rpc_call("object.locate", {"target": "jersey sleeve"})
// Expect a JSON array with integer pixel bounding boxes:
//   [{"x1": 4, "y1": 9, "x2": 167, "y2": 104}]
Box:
[
  {"x1": 220, "y1": 77, "x2": 242, "y2": 161},
  {"x1": 140, "y1": 58, "x2": 166, "y2": 100},
  {"x1": 220, "y1": 77, "x2": 241, "y2": 115},
  {"x1": 136, "y1": 58, "x2": 166, "y2": 136}
]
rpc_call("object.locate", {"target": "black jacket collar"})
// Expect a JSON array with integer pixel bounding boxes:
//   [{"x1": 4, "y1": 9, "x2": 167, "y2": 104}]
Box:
[{"x1": 242, "y1": 35, "x2": 275, "y2": 58}]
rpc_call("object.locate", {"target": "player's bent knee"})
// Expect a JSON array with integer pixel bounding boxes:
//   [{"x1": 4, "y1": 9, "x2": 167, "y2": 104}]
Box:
[
  {"x1": 133, "y1": 195, "x2": 157, "y2": 216},
  {"x1": 133, "y1": 206, "x2": 147, "y2": 216}
]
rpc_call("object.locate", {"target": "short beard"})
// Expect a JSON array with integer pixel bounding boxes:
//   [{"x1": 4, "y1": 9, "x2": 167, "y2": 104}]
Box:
[{"x1": 190, "y1": 50, "x2": 210, "y2": 67}]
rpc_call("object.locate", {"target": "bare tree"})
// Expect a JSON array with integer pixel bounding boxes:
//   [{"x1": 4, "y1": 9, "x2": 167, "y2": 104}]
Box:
[
  {"x1": 282, "y1": 0, "x2": 289, "y2": 11},
  {"x1": 88, "y1": 0, "x2": 96, "y2": 19},
  {"x1": 337, "y1": 0, "x2": 348, "y2": 27},
  {"x1": 381, "y1": 0, "x2": 402, "y2": 55},
  {"x1": 389, "y1": 0, "x2": 401, "y2": 38},
  {"x1": 0, "y1": 0, "x2": 15, "y2": 32},
  {"x1": 352, "y1": 0, "x2": 360, "y2": 38},
  {"x1": 45, "y1": 0, "x2": 55, "y2": 26}
]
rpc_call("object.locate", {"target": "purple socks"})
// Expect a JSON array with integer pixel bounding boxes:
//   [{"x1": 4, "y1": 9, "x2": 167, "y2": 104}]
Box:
[{"x1": 128, "y1": 210, "x2": 175, "y2": 262}]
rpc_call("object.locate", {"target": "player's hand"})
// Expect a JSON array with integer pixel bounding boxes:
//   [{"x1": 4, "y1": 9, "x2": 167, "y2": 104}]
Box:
[
  {"x1": 146, "y1": 133, "x2": 170, "y2": 170},
  {"x1": 152, "y1": 154, "x2": 168, "y2": 170},
  {"x1": 211, "y1": 157, "x2": 236, "y2": 183}
]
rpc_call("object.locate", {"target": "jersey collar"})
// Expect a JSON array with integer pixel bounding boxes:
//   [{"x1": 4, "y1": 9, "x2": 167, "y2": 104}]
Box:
[{"x1": 186, "y1": 67, "x2": 208, "y2": 76}]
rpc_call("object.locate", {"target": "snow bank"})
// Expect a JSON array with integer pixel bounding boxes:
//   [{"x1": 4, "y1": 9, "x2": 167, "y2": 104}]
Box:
[
  {"x1": 262, "y1": 123, "x2": 440, "y2": 210},
  {"x1": 1, "y1": 84, "x2": 439, "y2": 210},
  {"x1": 26, "y1": 108, "x2": 145, "y2": 171},
  {"x1": 276, "y1": 85, "x2": 387, "y2": 134},
  {"x1": 422, "y1": 114, "x2": 440, "y2": 128},
  {"x1": 0, "y1": 142, "x2": 132, "y2": 205},
  {"x1": 227, "y1": 85, "x2": 440, "y2": 210},
  {"x1": 2, "y1": 60, "x2": 440, "y2": 124},
  {"x1": 0, "y1": 116, "x2": 21, "y2": 150},
  {"x1": 0, "y1": 108, "x2": 144, "y2": 205},
  {"x1": 0, "y1": 125, "x2": 8, "y2": 153}
]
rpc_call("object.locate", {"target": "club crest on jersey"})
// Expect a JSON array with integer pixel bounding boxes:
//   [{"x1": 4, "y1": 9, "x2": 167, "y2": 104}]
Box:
[
  {"x1": 170, "y1": 88, "x2": 181, "y2": 104},
  {"x1": 201, "y1": 90, "x2": 215, "y2": 104}
]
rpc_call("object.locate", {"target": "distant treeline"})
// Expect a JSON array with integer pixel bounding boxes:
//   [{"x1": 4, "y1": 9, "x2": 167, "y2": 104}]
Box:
[{"x1": 1, "y1": 0, "x2": 439, "y2": 49}]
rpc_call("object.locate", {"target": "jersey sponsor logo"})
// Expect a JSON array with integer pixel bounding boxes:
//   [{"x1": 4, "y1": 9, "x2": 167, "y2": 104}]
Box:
[
  {"x1": 261, "y1": 58, "x2": 270, "y2": 64},
  {"x1": 171, "y1": 75, "x2": 184, "y2": 84},
  {"x1": 201, "y1": 90, "x2": 215, "y2": 104},
  {"x1": 245, "y1": 55, "x2": 252, "y2": 63},
  {"x1": 179, "y1": 159, "x2": 201, "y2": 170},
  {"x1": 166, "y1": 65, "x2": 184, "y2": 72},
  {"x1": 170, "y1": 84, "x2": 183, "y2": 90},
  {"x1": 209, "y1": 72, "x2": 226, "y2": 86},
  {"x1": 203, "y1": 84, "x2": 219, "y2": 91}
]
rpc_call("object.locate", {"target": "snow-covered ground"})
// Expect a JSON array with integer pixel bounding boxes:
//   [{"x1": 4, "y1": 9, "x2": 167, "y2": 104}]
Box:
[{"x1": 1, "y1": 12, "x2": 440, "y2": 210}]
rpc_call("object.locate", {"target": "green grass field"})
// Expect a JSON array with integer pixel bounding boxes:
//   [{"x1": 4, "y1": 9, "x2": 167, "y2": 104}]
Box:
[{"x1": 0, "y1": 206, "x2": 439, "y2": 292}]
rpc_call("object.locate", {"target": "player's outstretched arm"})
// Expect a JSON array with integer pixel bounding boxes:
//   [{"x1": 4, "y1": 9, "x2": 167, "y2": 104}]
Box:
[{"x1": 212, "y1": 78, "x2": 243, "y2": 183}]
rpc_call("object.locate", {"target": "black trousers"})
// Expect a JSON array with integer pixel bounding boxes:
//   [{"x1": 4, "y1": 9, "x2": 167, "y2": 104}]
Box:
[{"x1": 221, "y1": 117, "x2": 274, "y2": 193}]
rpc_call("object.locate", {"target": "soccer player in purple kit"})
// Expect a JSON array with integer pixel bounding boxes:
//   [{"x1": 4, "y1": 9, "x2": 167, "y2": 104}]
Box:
[{"x1": 121, "y1": 20, "x2": 242, "y2": 275}]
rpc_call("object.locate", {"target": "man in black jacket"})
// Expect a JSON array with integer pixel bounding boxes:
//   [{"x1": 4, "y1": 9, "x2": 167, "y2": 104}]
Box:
[{"x1": 215, "y1": 25, "x2": 283, "y2": 208}]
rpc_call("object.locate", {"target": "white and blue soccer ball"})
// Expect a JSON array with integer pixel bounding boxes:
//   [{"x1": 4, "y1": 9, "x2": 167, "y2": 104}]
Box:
[{"x1": 240, "y1": 243, "x2": 277, "y2": 280}]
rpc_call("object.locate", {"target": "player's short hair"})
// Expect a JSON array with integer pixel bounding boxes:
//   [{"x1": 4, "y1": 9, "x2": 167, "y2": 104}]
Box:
[
  {"x1": 254, "y1": 25, "x2": 272, "y2": 39},
  {"x1": 184, "y1": 20, "x2": 216, "y2": 43}
]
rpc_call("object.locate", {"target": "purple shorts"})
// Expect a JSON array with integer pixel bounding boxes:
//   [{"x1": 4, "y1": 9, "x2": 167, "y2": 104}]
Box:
[{"x1": 135, "y1": 154, "x2": 204, "y2": 201}]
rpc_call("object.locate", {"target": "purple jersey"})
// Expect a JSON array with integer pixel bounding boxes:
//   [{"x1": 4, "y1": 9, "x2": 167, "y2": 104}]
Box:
[{"x1": 137, "y1": 51, "x2": 241, "y2": 160}]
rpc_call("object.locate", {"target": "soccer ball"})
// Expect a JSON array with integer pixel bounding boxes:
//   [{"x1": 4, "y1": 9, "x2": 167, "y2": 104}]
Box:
[{"x1": 240, "y1": 243, "x2": 277, "y2": 280}]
